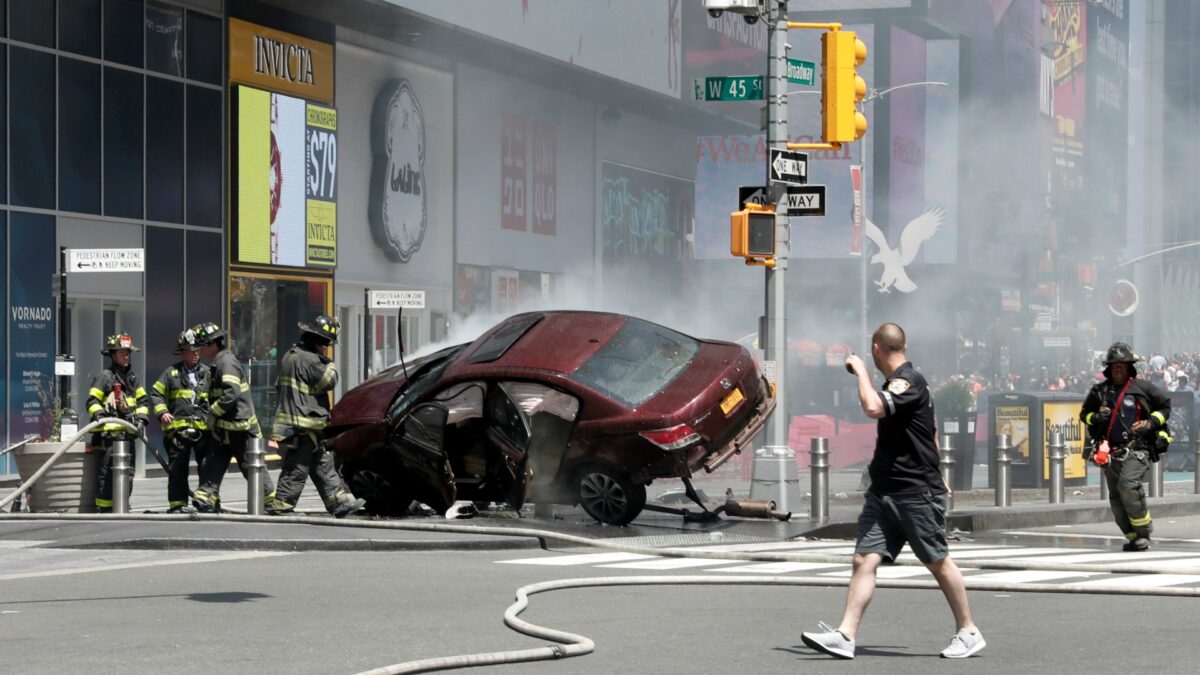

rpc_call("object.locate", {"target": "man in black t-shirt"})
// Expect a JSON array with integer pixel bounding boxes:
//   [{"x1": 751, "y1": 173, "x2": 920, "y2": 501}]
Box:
[{"x1": 802, "y1": 323, "x2": 985, "y2": 660}]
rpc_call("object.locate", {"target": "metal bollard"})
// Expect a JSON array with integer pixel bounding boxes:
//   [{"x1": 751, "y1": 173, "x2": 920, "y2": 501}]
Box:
[
  {"x1": 809, "y1": 437, "x2": 829, "y2": 522},
  {"x1": 1048, "y1": 430, "x2": 1065, "y2": 504},
  {"x1": 245, "y1": 436, "x2": 266, "y2": 516},
  {"x1": 1149, "y1": 457, "x2": 1163, "y2": 498},
  {"x1": 994, "y1": 434, "x2": 1012, "y2": 508},
  {"x1": 112, "y1": 439, "x2": 132, "y2": 514},
  {"x1": 939, "y1": 434, "x2": 956, "y2": 512},
  {"x1": 1194, "y1": 437, "x2": 1200, "y2": 495}
]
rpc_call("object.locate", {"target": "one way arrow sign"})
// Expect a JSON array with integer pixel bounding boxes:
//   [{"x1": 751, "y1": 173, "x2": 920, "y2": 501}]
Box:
[
  {"x1": 783, "y1": 185, "x2": 826, "y2": 217},
  {"x1": 769, "y1": 148, "x2": 807, "y2": 186}
]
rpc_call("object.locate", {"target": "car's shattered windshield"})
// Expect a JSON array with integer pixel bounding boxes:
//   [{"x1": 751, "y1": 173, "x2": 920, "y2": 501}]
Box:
[{"x1": 569, "y1": 318, "x2": 699, "y2": 407}]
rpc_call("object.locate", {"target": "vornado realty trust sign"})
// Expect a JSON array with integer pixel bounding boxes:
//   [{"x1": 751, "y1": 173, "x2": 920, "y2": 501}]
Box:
[{"x1": 229, "y1": 18, "x2": 333, "y2": 103}]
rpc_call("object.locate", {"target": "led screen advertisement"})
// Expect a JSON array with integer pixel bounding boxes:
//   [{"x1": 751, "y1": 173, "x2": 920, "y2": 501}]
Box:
[{"x1": 233, "y1": 85, "x2": 337, "y2": 269}]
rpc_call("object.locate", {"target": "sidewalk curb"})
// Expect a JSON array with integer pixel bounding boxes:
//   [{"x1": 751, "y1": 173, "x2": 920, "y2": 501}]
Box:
[{"x1": 53, "y1": 537, "x2": 543, "y2": 553}]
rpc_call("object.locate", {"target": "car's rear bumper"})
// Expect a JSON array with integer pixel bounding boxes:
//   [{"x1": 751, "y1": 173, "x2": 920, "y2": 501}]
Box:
[{"x1": 701, "y1": 390, "x2": 777, "y2": 473}]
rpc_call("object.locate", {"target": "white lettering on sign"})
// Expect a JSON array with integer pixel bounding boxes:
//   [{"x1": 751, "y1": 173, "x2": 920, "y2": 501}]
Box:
[
  {"x1": 67, "y1": 248, "x2": 145, "y2": 273},
  {"x1": 786, "y1": 192, "x2": 820, "y2": 209},
  {"x1": 369, "y1": 290, "x2": 426, "y2": 310}
]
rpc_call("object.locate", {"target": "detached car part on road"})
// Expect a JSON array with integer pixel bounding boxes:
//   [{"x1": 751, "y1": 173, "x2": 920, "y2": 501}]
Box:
[{"x1": 326, "y1": 311, "x2": 774, "y2": 525}]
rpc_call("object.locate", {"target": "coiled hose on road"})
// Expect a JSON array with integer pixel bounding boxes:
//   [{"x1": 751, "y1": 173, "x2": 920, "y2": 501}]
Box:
[{"x1": 4, "y1": 424, "x2": 1200, "y2": 672}]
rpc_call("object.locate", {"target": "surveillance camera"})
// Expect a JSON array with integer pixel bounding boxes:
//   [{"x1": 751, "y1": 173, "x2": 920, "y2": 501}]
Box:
[{"x1": 704, "y1": 0, "x2": 766, "y2": 20}]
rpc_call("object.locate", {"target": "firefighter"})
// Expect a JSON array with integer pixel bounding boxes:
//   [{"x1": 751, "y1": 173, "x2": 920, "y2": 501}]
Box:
[
  {"x1": 86, "y1": 334, "x2": 150, "y2": 513},
  {"x1": 267, "y1": 315, "x2": 364, "y2": 518},
  {"x1": 1080, "y1": 342, "x2": 1172, "y2": 551},
  {"x1": 147, "y1": 329, "x2": 212, "y2": 514},
  {"x1": 189, "y1": 322, "x2": 276, "y2": 513}
]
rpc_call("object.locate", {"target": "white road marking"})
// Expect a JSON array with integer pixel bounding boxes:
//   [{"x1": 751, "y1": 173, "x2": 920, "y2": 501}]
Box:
[
  {"x1": 1068, "y1": 574, "x2": 1200, "y2": 588},
  {"x1": 896, "y1": 547, "x2": 1087, "y2": 561},
  {"x1": 821, "y1": 566, "x2": 932, "y2": 579},
  {"x1": 0, "y1": 540, "x2": 51, "y2": 549},
  {"x1": 598, "y1": 558, "x2": 746, "y2": 570},
  {"x1": 716, "y1": 562, "x2": 845, "y2": 574},
  {"x1": 967, "y1": 570, "x2": 1102, "y2": 583},
  {"x1": 0, "y1": 550, "x2": 289, "y2": 581},
  {"x1": 1031, "y1": 551, "x2": 1200, "y2": 564}
]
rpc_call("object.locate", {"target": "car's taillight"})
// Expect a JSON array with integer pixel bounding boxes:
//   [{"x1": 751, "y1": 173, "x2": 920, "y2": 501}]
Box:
[{"x1": 639, "y1": 423, "x2": 701, "y2": 451}]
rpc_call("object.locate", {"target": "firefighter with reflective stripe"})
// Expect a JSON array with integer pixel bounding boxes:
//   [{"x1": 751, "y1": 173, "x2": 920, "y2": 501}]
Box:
[
  {"x1": 147, "y1": 329, "x2": 212, "y2": 514},
  {"x1": 86, "y1": 334, "x2": 150, "y2": 512},
  {"x1": 1080, "y1": 342, "x2": 1172, "y2": 551},
  {"x1": 188, "y1": 322, "x2": 276, "y2": 513},
  {"x1": 267, "y1": 315, "x2": 364, "y2": 518}
]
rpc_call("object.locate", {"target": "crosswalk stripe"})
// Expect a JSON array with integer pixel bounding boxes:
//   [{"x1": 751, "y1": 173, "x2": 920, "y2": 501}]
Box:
[
  {"x1": 1068, "y1": 573, "x2": 1200, "y2": 588},
  {"x1": 1032, "y1": 551, "x2": 1200, "y2": 564},
  {"x1": 598, "y1": 558, "x2": 747, "y2": 570},
  {"x1": 821, "y1": 566, "x2": 932, "y2": 579},
  {"x1": 896, "y1": 547, "x2": 1084, "y2": 561},
  {"x1": 968, "y1": 570, "x2": 1102, "y2": 583}
]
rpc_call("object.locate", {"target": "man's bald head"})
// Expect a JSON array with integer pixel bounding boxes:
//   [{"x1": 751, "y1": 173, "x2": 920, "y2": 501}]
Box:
[{"x1": 873, "y1": 323, "x2": 907, "y2": 355}]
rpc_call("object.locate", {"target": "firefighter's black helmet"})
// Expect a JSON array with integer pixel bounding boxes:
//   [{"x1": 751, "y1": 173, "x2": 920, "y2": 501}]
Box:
[
  {"x1": 101, "y1": 333, "x2": 140, "y2": 355},
  {"x1": 174, "y1": 328, "x2": 201, "y2": 354},
  {"x1": 191, "y1": 322, "x2": 226, "y2": 346},
  {"x1": 299, "y1": 314, "x2": 340, "y2": 345},
  {"x1": 1103, "y1": 342, "x2": 1140, "y2": 366}
]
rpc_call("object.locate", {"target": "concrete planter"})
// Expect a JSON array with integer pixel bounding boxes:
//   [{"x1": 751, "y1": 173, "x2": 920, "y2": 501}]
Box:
[{"x1": 14, "y1": 442, "x2": 99, "y2": 513}]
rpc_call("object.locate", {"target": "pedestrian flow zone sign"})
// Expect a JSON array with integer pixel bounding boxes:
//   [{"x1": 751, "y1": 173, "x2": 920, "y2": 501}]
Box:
[
  {"x1": 369, "y1": 290, "x2": 426, "y2": 309},
  {"x1": 67, "y1": 248, "x2": 144, "y2": 272}
]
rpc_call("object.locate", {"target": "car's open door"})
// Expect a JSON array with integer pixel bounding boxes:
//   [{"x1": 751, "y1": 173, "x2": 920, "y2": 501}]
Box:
[
  {"x1": 486, "y1": 384, "x2": 534, "y2": 509},
  {"x1": 390, "y1": 403, "x2": 456, "y2": 513}
]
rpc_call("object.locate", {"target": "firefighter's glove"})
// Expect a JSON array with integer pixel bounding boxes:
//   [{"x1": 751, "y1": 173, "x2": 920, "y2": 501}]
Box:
[
  {"x1": 1095, "y1": 407, "x2": 1112, "y2": 426},
  {"x1": 1132, "y1": 420, "x2": 1152, "y2": 436}
]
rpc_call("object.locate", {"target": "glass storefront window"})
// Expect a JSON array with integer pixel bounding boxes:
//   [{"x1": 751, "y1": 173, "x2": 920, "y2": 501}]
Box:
[{"x1": 229, "y1": 274, "x2": 329, "y2": 434}]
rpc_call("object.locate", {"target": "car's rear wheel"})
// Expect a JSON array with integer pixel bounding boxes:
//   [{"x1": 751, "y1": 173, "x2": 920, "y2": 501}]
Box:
[
  {"x1": 346, "y1": 460, "x2": 414, "y2": 517},
  {"x1": 576, "y1": 466, "x2": 646, "y2": 526}
]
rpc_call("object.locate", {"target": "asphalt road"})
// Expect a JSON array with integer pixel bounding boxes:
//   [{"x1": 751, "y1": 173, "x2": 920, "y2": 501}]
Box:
[{"x1": 4, "y1": 517, "x2": 1200, "y2": 673}]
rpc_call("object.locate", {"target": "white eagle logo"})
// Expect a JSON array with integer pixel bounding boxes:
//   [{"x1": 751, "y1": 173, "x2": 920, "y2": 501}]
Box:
[{"x1": 863, "y1": 207, "x2": 945, "y2": 293}]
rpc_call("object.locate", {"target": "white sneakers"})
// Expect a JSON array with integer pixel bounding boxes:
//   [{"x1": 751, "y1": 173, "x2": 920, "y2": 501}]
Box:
[
  {"x1": 802, "y1": 622, "x2": 986, "y2": 660},
  {"x1": 941, "y1": 627, "x2": 987, "y2": 658}
]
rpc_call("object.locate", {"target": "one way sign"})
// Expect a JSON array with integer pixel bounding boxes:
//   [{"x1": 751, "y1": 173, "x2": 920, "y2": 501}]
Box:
[
  {"x1": 784, "y1": 185, "x2": 826, "y2": 217},
  {"x1": 769, "y1": 148, "x2": 807, "y2": 186}
]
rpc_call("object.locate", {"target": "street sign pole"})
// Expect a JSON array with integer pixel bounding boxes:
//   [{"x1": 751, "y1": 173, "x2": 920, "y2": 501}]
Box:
[
  {"x1": 363, "y1": 288, "x2": 371, "y2": 382},
  {"x1": 58, "y1": 247, "x2": 69, "y2": 412},
  {"x1": 763, "y1": 0, "x2": 789, "y2": 458}
]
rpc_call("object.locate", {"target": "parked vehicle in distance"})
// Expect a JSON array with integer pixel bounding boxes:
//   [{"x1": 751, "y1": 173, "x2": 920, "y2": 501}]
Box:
[{"x1": 326, "y1": 311, "x2": 774, "y2": 525}]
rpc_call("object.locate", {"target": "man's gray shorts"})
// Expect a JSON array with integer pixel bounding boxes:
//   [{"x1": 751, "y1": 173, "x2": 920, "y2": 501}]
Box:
[{"x1": 855, "y1": 489, "x2": 950, "y2": 564}]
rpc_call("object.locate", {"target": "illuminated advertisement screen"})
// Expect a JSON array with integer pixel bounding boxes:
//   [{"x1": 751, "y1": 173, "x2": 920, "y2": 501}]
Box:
[{"x1": 233, "y1": 85, "x2": 337, "y2": 268}]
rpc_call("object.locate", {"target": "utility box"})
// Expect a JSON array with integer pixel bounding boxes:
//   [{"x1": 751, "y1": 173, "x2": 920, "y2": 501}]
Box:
[{"x1": 988, "y1": 392, "x2": 1088, "y2": 489}]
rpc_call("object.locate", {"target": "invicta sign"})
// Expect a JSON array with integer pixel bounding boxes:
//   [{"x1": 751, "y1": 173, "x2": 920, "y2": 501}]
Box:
[
  {"x1": 229, "y1": 18, "x2": 333, "y2": 103},
  {"x1": 255, "y1": 35, "x2": 316, "y2": 86}
]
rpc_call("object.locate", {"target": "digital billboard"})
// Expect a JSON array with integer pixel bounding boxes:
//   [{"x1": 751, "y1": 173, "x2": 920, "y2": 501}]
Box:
[{"x1": 234, "y1": 85, "x2": 337, "y2": 268}]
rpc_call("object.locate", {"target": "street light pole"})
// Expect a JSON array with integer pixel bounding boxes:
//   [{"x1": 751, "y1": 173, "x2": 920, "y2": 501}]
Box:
[{"x1": 763, "y1": 0, "x2": 789, "y2": 453}]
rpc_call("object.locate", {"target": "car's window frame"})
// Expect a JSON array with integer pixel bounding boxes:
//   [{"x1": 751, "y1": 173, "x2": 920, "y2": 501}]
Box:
[{"x1": 467, "y1": 313, "x2": 544, "y2": 364}]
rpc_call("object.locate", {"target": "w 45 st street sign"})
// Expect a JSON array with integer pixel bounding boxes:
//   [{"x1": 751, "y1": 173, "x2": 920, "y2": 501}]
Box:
[{"x1": 693, "y1": 76, "x2": 763, "y2": 101}]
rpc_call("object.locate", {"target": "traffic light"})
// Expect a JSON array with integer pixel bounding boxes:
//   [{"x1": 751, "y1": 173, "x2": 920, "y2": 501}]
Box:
[
  {"x1": 821, "y1": 29, "x2": 868, "y2": 144},
  {"x1": 731, "y1": 203, "x2": 776, "y2": 264}
]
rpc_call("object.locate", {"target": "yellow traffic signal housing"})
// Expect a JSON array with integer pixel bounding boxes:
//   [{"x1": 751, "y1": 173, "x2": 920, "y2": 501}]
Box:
[
  {"x1": 731, "y1": 204, "x2": 776, "y2": 265},
  {"x1": 822, "y1": 30, "x2": 868, "y2": 144}
]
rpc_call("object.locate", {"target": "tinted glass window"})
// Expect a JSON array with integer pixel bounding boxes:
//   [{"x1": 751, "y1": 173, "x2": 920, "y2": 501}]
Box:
[
  {"x1": 187, "y1": 85, "x2": 221, "y2": 226},
  {"x1": 104, "y1": 0, "x2": 144, "y2": 67},
  {"x1": 59, "y1": 58, "x2": 102, "y2": 214},
  {"x1": 146, "y1": 1, "x2": 184, "y2": 76},
  {"x1": 104, "y1": 67, "x2": 143, "y2": 218},
  {"x1": 146, "y1": 226, "x2": 184, "y2": 382},
  {"x1": 468, "y1": 314, "x2": 544, "y2": 364},
  {"x1": 569, "y1": 318, "x2": 700, "y2": 407},
  {"x1": 186, "y1": 10, "x2": 221, "y2": 84},
  {"x1": 60, "y1": 0, "x2": 102, "y2": 57},
  {"x1": 185, "y1": 230, "x2": 222, "y2": 328},
  {"x1": 10, "y1": 47, "x2": 55, "y2": 209},
  {"x1": 146, "y1": 76, "x2": 184, "y2": 223},
  {"x1": 0, "y1": 50, "x2": 7, "y2": 203},
  {"x1": 10, "y1": 0, "x2": 54, "y2": 46}
]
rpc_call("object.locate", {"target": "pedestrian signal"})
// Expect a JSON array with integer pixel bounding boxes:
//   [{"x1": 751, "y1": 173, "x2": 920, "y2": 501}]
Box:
[{"x1": 731, "y1": 204, "x2": 776, "y2": 266}]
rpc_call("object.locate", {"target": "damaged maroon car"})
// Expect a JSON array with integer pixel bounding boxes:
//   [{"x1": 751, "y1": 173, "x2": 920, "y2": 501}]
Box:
[{"x1": 326, "y1": 311, "x2": 774, "y2": 525}]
